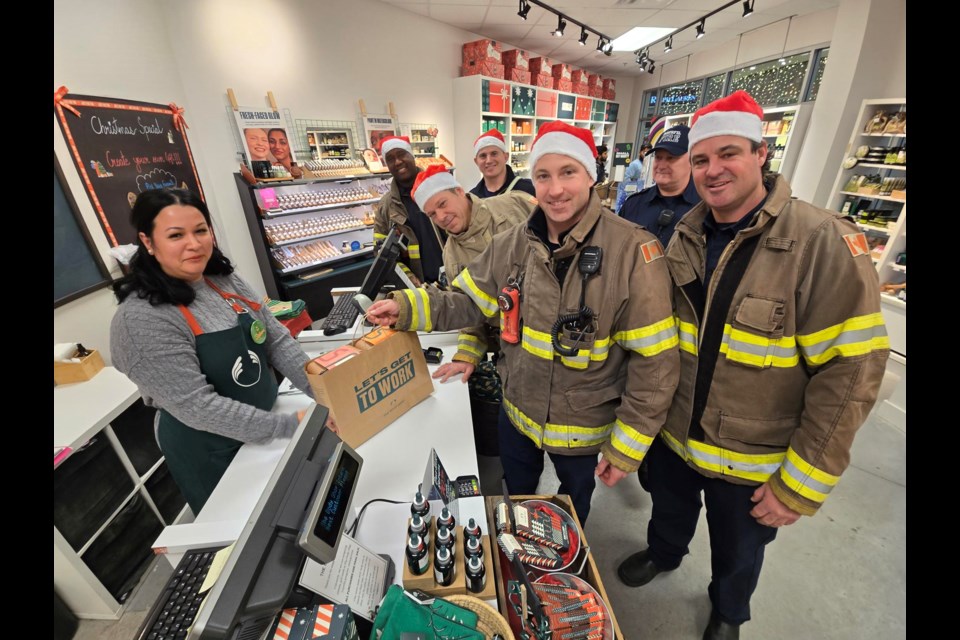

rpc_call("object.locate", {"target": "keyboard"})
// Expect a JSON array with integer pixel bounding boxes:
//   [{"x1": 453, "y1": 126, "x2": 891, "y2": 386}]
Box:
[
  {"x1": 135, "y1": 546, "x2": 225, "y2": 640},
  {"x1": 320, "y1": 294, "x2": 361, "y2": 336}
]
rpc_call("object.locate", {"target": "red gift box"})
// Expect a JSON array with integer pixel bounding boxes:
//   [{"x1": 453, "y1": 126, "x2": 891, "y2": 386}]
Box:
[
  {"x1": 602, "y1": 78, "x2": 617, "y2": 92},
  {"x1": 571, "y1": 69, "x2": 589, "y2": 85},
  {"x1": 554, "y1": 78, "x2": 573, "y2": 92},
  {"x1": 463, "y1": 39, "x2": 502, "y2": 64},
  {"x1": 551, "y1": 63, "x2": 572, "y2": 81},
  {"x1": 575, "y1": 97, "x2": 592, "y2": 120},
  {"x1": 536, "y1": 91, "x2": 559, "y2": 118},
  {"x1": 533, "y1": 73, "x2": 553, "y2": 89},
  {"x1": 505, "y1": 67, "x2": 531, "y2": 84},
  {"x1": 589, "y1": 86, "x2": 603, "y2": 98},
  {"x1": 529, "y1": 57, "x2": 554, "y2": 77},
  {"x1": 502, "y1": 49, "x2": 529, "y2": 70},
  {"x1": 587, "y1": 73, "x2": 600, "y2": 88},
  {"x1": 462, "y1": 61, "x2": 505, "y2": 79},
  {"x1": 603, "y1": 88, "x2": 616, "y2": 100},
  {"x1": 573, "y1": 82, "x2": 589, "y2": 96}
]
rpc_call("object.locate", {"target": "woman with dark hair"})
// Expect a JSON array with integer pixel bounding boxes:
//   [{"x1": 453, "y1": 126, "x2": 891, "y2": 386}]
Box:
[
  {"x1": 111, "y1": 189, "x2": 314, "y2": 513},
  {"x1": 267, "y1": 128, "x2": 303, "y2": 178}
]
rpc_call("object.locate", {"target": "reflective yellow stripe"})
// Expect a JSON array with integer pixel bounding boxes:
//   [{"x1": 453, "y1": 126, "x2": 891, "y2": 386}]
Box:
[
  {"x1": 797, "y1": 313, "x2": 889, "y2": 366},
  {"x1": 613, "y1": 317, "x2": 679, "y2": 356},
  {"x1": 524, "y1": 328, "x2": 612, "y2": 366},
  {"x1": 452, "y1": 268, "x2": 498, "y2": 317},
  {"x1": 521, "y1": 326, "x2": 554, "y2": 359},
  {"x1": 659, "y1": 431, "x2": 785, "y2": 483},
  {"x1": 678, "y1": 319, "x2": 698, "y2": 355},
  {"x1": 408, "y1": 243, "x2": 421, "y2": 259},
  {"x1": 401, "y1": 288, "x2": 432, "y2": 332},
  {"x1": 720, "y1": 325, "x2": 799, "y2": 368},
  {"x1": 457, "y1": 333, "x2": 486, "y2": 357},
  {"x1": 610, "y1": 419, "x2": 654, "y2": 459},
  {"x1": 503, "y1": 398, "x2": 614, "y2": 449},
  {"x1": 503, "y1": 398, "x2": 543, "y2": 447},
  {"x1": 373, "y1": 232, "x2": 387, "y2": 241},
  {"x1": 778, "y1": 448, "x2": 838, "y2": 503}
]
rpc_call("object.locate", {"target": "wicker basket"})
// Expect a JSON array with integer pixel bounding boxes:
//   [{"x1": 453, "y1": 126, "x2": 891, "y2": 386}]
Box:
[{"x1": 446, "y1": 595, "x2": 516, "y2": 640}]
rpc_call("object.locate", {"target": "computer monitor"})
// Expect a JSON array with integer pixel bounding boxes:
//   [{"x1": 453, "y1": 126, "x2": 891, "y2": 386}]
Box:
[
  {"x1": 353, "y1": 225, "x2": 417, "y2": 312},
  {"x1": 188, "y1": 405, "x2": 363, "y2": 639}
]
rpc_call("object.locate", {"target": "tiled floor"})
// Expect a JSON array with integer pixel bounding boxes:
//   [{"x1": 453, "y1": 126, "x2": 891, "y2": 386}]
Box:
[{"x1": 73, "y1": 380, "x2": 906, "y2": 640}]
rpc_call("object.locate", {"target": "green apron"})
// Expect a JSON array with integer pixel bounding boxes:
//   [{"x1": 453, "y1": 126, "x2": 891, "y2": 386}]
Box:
[{"x1": 157, "y1": 279, "x2": 278, "y2": 514}]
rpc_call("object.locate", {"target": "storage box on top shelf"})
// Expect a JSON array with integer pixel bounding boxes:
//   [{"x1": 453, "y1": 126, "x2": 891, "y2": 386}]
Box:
[
  {"x1": 462, "y1": 38, "x2": 501, "y2": 64},
  {"x1": 529, "y1": 56, "x2": 554, "y2": 77},
  {"x1": 587, "y1": 73, "x2": 600, "y2": 88},
  {"x1": 502, "y1": 49, "x2": 530, "y2": 70},
  {"x1": 461, "y1": 60, "x2": 505, "y2": 79},
  {"x1": 571, "y1": 69, "x2": 589, "y2": 85},
  {"x1": 554, "y1": 78, "x2": 573, "y2": 93},
  {"x1": 533, "y1": 73, "x2": 553, "y2": 89},
  {"x1": 589, "y1": 86, "x2": 603, "y2": 98},
  {"x1": 551, "y1": 63, "x2": 572, "y2": 81},
  {"x1": 573, "y1": 82, "x2": 589, "y2": 97},
  {"x1": 603, "y1": 88, "x2": 616, "y2": 100},
  {"x1": 504, "y1": 67, "x2": 531, "y2": 84}
]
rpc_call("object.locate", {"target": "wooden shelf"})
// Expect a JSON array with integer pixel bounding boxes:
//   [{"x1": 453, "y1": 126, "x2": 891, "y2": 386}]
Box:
[
  {"x1": 839, "y1": 191, "x2": 905, "y2": 204},
  {"x1": 861, "y1": 133, "x2": 906, "y2": 137},
  {"x1": 857, "y1": 163, "x2": 906, "y2": 171},
  {"x1": 261, "y1": 197, "x2": 379, "y2": 218}
]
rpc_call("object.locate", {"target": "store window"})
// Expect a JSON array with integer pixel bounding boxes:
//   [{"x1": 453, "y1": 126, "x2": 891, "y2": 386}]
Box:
[
  {"x1": 703, "y1": 74, "x2": 726, "y2": 107},
  {"x1": 659, "y1": 81, "x2": 702, "y2": 116},
  {"x1": 729, "y1": 52, "x2": 811, "y2": 107},
  {"x1": 805, "y1": 48, "x2": 830, "y2": 102}
]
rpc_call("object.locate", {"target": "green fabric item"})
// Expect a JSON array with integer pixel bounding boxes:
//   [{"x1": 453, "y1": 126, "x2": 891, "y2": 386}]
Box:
[
  {"x1": 265, "y1": 298, "x2": 307, "y2": 319},
  {"x1": 372, "y1": 585, "x2": 483, "y2": 640}
]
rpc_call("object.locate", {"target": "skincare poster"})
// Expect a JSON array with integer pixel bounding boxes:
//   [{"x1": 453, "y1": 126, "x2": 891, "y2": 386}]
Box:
[
  {"x1": 361, "y1": 114, "x2": 399, "y2": 158},
  {"x1": 232, "y1": 107, "x2": 294, "y2": 174}
]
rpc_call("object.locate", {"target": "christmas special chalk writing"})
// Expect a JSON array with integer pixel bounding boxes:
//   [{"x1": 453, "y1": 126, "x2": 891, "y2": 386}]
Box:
[{"x1": 90, "y1": 115, "x2": 167, "y2": 141}]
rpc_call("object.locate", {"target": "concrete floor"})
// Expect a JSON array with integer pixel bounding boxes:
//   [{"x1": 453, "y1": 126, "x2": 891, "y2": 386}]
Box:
[{"x1": 74, "y1": 395, "x2": 906, "y2": 640}]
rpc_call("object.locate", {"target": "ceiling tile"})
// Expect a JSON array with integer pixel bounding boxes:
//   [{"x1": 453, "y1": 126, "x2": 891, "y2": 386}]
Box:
[{"x1": 430, "y1": 5, "x2": 488, "y2": 22}]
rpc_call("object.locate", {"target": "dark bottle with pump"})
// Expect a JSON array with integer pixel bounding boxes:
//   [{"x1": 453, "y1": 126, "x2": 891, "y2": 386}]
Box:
[
  {"x1": 464, "y1": 535, "x2": 483, "y2": 562},
  {"x1": 466, "y1": 555, "x2": 486, "y2": 593},
  {"x1": 437, "y1": 506, "x2": 456, "y2": 531},
  {"x1": 411, "y1": 490, "x2": 431, "y2": 529},
  {"x1": 436, "y1": 524, "x2": 455, "y2": 557},
  {"x1": 409, "y1": 514, "x2": 430, "y2": 548},
  {"x1": 434, "y1": 546, "x2": 454, "y2": 586},
  {"x1": 406, "y1": 533, "x2": 429, "y2": 576},
  {"x1": 463, "y1": 517, "x2": 481, "y2": 542}
]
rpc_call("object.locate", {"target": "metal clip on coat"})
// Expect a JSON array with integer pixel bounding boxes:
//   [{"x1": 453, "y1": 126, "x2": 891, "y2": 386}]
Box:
[{"x1": 498, "y1": 284, "x2": 521, "y2": 344}]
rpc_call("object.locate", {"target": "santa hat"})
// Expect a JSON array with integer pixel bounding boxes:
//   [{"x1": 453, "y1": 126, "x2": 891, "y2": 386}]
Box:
[
  {"x1": 411, "y1": 164, "x2": 460, "y2": 211},
  {"x1": 527, "y1": 121, "x2": 597, "y2": 181},
  {"x1": 688, "y1": 90, "x2": 764, "y2": 149},
  {"x1": 473, "y1": 129, "x2": 507, "y2": 157},
  {"x1": 378, "y1": 135, "x2": 413, "y2": 159}
]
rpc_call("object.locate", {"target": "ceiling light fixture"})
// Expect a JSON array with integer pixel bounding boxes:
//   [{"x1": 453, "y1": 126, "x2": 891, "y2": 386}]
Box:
[
  {"x1": 517, "y1": 0, "x2": 531, "y2": 21},
  {"x1": 664, "y1": 37, "x2": 672, "y2": 53},
  {"x1": 579, "y1": 27, "x2": 589, "y2": 45},
  {"x1": 742, "y1": 1, "x2": 754, "y2": 18},
  {"x1": 648, "y1": 61, "x2": 656, "y2": 74},
  {"x1": 552, "y1": 15, "x2": 567, "y2": 37},
  {"x1": 602, "y1": 40, "x2": 614, "y2": 56},
  {"x1": 696, "y1": 20, "x2": 706, "y2": 39}
]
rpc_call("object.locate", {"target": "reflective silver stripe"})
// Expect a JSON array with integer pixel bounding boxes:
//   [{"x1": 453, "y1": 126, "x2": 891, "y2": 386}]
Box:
[
  {"x1": 452, "y1": 269, "x2": 498, "y2": 317},
  {"x1": 610, "y1": 421, "x2": 653, "y2": 459},
  {"x1": 660, "y1": 431, "x2": 784, "y2": 483},
  {"x1": 614, "y1": 319, "x2": 679, "y2": 356},
  {"x1": 404, "y1": 288, "x2": 432, "y2": 332},
  {"x1": 542, "y1": 423, "x2": 611, "y2": 448},
  {"x1": 780, "y1": 457, "x2": 834, "y2": 498},
  {"x1": 799, "y1": 325, "x2": 888, "y2": 359},
  {"x1": 458, "y1": 334, "x2": 485, "y2": 357}
]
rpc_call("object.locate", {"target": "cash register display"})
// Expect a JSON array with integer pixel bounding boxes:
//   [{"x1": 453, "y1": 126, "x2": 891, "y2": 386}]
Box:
[{"x1": 298, "y1": 441, "x2": 361, "y2": 560}]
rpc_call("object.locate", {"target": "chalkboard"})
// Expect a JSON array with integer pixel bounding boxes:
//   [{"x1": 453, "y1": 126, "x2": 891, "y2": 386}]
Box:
[
  {"x1": 54, "y1": 155, "x2": 111, "y2": 307},
  {"x1": 54, "y1": 92, "x2": 203, "y2": 247}
]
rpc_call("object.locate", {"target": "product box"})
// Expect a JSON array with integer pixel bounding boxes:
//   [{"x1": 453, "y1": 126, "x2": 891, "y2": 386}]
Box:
[
  {"x1": 461, "y1": 61, "x2": 505, "y2": 79},
  {"x1": 304, "y1": 329, "x2": 434, "y2": 449},
  {"x1": 571, "y1": 69, "x2": 589, "y2": 85},
  {"x1": 529, "y1": 56, "x2": 554, "y2": 77},
  {"x1": 484, "y1": 494, "x2": 626, "y2": 640},
  {"x1": 504, "y1": 67, "x2": 531, "y2": 84},
  {"x1": 533, "y1": 73, "x2": 553, "y2": 89},
  {"x1": 553, "y1": 77, "x2": 573, "y2": 93},
  {"x1": 502, "y1": 49, "x2": 530, "y2": 70},
  {"x1": 462, "y1": 38, "x2": 502, "y2": 64},
  {"x1": 587, "y1": 73, "x2": 600, "y2": 89},
  {"x1": 602, "y1": 78, "x2": 617, "y2": 92},
  {"x1": 603, "y1": 88, "x2": 616, "y2": 101},
  {"x1": 589, "y1": 86, "x2": 603, "y2": 99},
  {"x1": 551, "y1": 63, "x2": 572, "y2": 81},
  {"x1": 54, "y1": 349, "x2": 105, "y2": 385},
  {"x1": 573, "y1": 82, "x2": 589, "y2": 97}
]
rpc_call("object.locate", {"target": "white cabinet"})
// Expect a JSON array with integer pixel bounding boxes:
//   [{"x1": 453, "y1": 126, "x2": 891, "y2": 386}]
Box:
[{"x1": 54, "y1": 367, "x2": 188, "y2": 618}]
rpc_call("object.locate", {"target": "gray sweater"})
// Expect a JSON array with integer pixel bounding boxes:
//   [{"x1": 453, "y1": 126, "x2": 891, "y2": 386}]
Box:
[{"x1": 110, "y1": 273, "x2": 313, "y2": 443}]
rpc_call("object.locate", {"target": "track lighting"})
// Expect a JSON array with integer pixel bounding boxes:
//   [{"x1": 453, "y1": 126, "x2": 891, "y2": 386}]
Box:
[
  {"x1": 552, "y1": 15, "x2": 566, "y2": 37},
  {"x1": 742, "y1": 1, "x2": 754, "y2": 18},
  {"x1": 647, "y1": 61, "x2": 656, "y2": 74},
  {"x1": 579, "y1": 27, "x2": 588, "y2": 45},
  {"x1": 664, "y1": 37, "x2": 672, "y2": 53},
  {"x1": 602, "y1": 40, "x2": 613, "y2": 55},
  {"x1": 696, "y1": 20, "x2": 706, "y2": 38},
  {"x1": 517, "y1": 0, "x2": 530, "y2": 21}
]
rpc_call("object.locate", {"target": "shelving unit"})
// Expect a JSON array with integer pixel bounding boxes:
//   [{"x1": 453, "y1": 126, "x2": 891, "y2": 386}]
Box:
[
  {"x1": 306, "y1": 127, "x2": 355, "y2": 161},
  {"x1": 55, "y1": 368, "x2": 188, "y2": 619},
  {"x1": 401, "y1": 123, "x2": 439, "y2": 158},
  {"x1": 454, "y1": 75, "x2": 620, "y2": 188},
  {"x1": 235, "y1": 173, "x2": 387, "y2": 320}
]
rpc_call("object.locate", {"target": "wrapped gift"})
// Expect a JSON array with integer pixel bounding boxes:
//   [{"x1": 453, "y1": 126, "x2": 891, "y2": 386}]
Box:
[
  {"x1": 502, "y1": 49, "x2": 530, "y2": 70},
  {"x1": 530, "y1": 56, "x2": 554, "y2": 77},
  {"x1": 461, "y1": 60, "x2": 505, "y2": 79},
  {"x1": 554, "y1": 78, "x2": 573, "y2": 92},
  {"x1": 571, "y1": 69, "x2": 589, "y2": 85},
  {"x1": 602, "y1": 78, "x2": 617, "y2": 92},
  {"x1": 534, "y1": 73, "x2": 553, "y2": 89},
  {"x1": 551, "y1": 63, "x2": 572, "y2": 80},
  {"x1": 462, "y1": 39, "x2": 502, "y2": 64},
  {"x1": 573, "y1": 82, "x2": 589, "y2": 96},
  {"x1": 587, "y1": 73, "x2": 600, "y2": 89},
  {"x1": 589, "y1": 86, "x2": 603, "y2": 98},
  {"x1": 603, "y1": 88, "x2": 616, "y2": 100},
  {"x1": 505, "y1": 67, "x2": 531, "y2": 84}
]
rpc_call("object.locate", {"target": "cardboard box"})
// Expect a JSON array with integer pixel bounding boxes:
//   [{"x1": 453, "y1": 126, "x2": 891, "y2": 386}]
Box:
[
  {"x1": 504, "y1": 67, "x2": 531, "y2": 84},
  {"x1": 462, "y1": 39, "x2": 502, "y2": 64},
  {"x1": 529, "y1": 56, "x2": 553, "y2": 77},
  {"x1": 573, "y1": 82, "x2": 589, "y2": 96},
  {"x1": 589, "y1": 86, "x2": 603, "y2": 99},
  {"x1": 533, "y1": 73, "x2": 553, "y2": 89},
  {"x1": 571, "y1": 69, "x2": 589, "y2": 85},
  {"x1": 502, "y1": 49, "x2": 529, "y2": 70},
  {"x1": 484, "y1": 494, "x2": 625, "y2": 640},
  {"x1": 554, "y1": 78, "x2": 573, "y2": 93},
  {"x1": 603, "y1": 88, "x2": 616, "y2": 100},
  {"x1": 54, "y1": 350, "x2": 105, "y2": 385},
  {"x1": 551, "y1": 63, "x2": 572, "y2": 80},
  {"x1": 587, "y1": 73, "x2": 600, "y2": 89},
  {"x1": 461, "y1": 61, "x2": 505, "y2": 79},
  {"x1": 602, "y1": 78, "x2": 617, "y2": 92},
  {"x1": 304, "y1": 330, "x2": 434, "y2": 449}
]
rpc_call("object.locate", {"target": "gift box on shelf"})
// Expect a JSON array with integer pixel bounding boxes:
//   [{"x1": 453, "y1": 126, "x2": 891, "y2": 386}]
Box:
[
  {"x1": 587, "y1": 73, "x2": 600, "y2": 88},
  {"x1": 504, "y1": 67, "x2": 531, "y2": 84},
  {"x1": 602, "y1": 78, "x2": 616, "y2": 92},
  {"x1": 573, "y1": 82, "x2": 589, "y2": 97},
  {"x1": 554, "y1": 78, "x2": 573, "y2": 92},
  {"x1": 462, "y1": 38, "x2": 502, "y2": 64},
  {"x1": 533, "y1": 73, "x2": 553, "y2": 89},
  {"x1": 502, "y1": 49, "x2": 529, "y2": 70},
  {"x1": 571, "y1": 69, "x2": 589, "y2": 85},
  {"x1": 589, "y1": 86, "x2": 603, "y2": 98},
  {"x1": 529, "y1": 56, "x2": 554, "y2": 77},
  {"x1": 603, "y1": 88, "x2": 616, "y2": 100},
  {"x1": 54, "y1": 349, "x2": 105, "y2": 385},
  {"x1": 461, "y1": 60, "x2": 505, "y2": 79},
  {"x1": 551, "y1": 63, "x2": 572, "y2": 81}
]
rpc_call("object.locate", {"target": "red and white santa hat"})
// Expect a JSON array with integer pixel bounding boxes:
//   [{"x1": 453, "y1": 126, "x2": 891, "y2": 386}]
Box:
[
  {"x1": 378, "y1": 135, "x2": 413, "y2": 159},
  {"x1": 411, "y1": 164, "x2": 460, "y2": 210},
  {"x1": 688, "y1": 90, "x2": 764, "y2": 150},
  {"x1": 473, "y1": 129, "x2": 507, "y2": 157},
  {"x1": 527, "y1": 121, "x2": 598, "y2": 181}
]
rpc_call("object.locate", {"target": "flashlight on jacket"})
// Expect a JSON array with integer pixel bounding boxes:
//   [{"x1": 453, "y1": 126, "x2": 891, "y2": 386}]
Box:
[{"x1": 498, "y1": 284, "x2": 521, "y2": 344}]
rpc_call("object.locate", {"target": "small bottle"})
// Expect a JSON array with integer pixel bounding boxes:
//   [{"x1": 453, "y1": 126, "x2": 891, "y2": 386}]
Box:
[
  {"x1": 406, "y1": 533, "x2": 429, "y2": 576},
  {"x1": 411, "y1": 491, "x2": 431, "y2": 528},
  {"x1": 436, "y1": 524, "x2": 455, "y2": 557},
  {"x1": 464, "y1": 535, "x2": 483, "y2": 562},
  {"x1": 434, "y1": 546, "x2": 454, "y2": 586},
  {"x1": 465, "y1": 555, "x2": 486, "y2": 593},
  {"x1": 463, "y1": 517, "x2": 481, "y2": 543},
  {"x1": 409, "y1": 514, "x2": 430, "y2": 549},
  {"x1": 438, "y1": 506, "x2": 456, "y2": 531}
]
